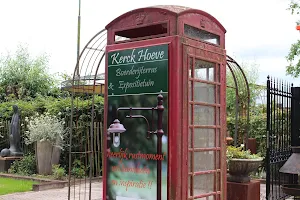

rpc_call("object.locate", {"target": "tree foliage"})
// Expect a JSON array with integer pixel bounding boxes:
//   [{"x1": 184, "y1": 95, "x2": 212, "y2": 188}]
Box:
[
  {"x1": 286, "y1": 0, "x2": 300, "y2": 77},
  {"x1": 0, "y1": 44, "x2": 57, "y2": 100}
]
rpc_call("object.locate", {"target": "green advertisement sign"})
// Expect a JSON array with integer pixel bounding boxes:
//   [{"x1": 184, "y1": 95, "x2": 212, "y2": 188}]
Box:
[
  {"x1": 107, "y1": 44, "x2": 168, "y2": 200},
  {"x1": 107, "y1": 44, "x2": 168, "y2": 96}
]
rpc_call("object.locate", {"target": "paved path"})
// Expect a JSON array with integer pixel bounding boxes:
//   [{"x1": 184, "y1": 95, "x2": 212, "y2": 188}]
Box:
[
  {"x1": 0, "y1": 181, "x2": 294, "y2": 200},
  {"x1": 0, "y1": 182, "x2": 103, "y2": 200}
]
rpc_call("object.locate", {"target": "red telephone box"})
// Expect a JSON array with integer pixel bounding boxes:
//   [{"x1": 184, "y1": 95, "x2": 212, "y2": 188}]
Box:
[{"x1": 104, "y1": 5, "x2": 227, "y2": 200}]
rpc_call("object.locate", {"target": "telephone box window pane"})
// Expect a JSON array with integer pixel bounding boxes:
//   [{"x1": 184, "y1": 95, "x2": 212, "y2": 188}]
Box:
[
  {"x1": 216, "y1": 85, "x2": 220, "y2": 104},
  {"x1": 216, "y1": 107, "x2": 220, "y2": 125},
  {"x1": 189, "y1": 57, "x2": 193, "y2": 77},
  {"x1": 196, "y1": 197, "x2": 215, "y2": 200},
  {"x1": 188, "y1": 152, "x2": 192, "y2": 173},
  {"x1": 216, "y1": 172, "x2": 221, "y2": 191},
  {"x1": 194, "y1": 128, "x2": 215, "y2": 148},
  {"x1": 216, "y1": 151, "x2": 220, "y2": 169},
  {"x1": 189, "y1": 104, "x2": 193, "y2": 125},
  {"x1": 194, "y1": 151, "x2": 215, "y2": 172},
  {"x1": 194, "y1": 105, "x2": 214, "y2": 125},
  {"x1": 189, "y1": 128, "x2": 193, "y2": 148},
  {"x1": 188, "y1": 176, "x2": 192, "y2": 197},
  {"x1": 216, "y1": 64, "x2": 220, "y2": 82},
  {"x1": 194, "y1": 82, "x2": 215, "y2": 103},
  {"x1": 189, "y1": 81, "x2": 193, "y2": 101},
  {"x1": 184, "y1": 24, "x2": 220, "y2": 45},
  {"x1": 216, "y1": 129, "x2": 220, "y2": 148},
  {"x1": 195, "y1": 59, "x2": 215, "y2": 81},
  {"x1": 193, "y1": 173, "x2": 215, "y2": 196}
]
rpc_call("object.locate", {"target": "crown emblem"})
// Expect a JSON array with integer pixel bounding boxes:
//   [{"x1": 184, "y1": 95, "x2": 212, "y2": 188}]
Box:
[
  {"x1": 200, "y1": 19, "x2": 206, "y2": 28},
  {"x1": 135, "y1": 13, "x2": 146, "y2": 25}
]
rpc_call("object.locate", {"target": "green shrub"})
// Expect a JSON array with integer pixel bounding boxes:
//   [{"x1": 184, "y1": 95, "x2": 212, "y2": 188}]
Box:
[
  {"x1": 52, "y1": 164, "x2": 66, "y2": 180},
  {"x1": 71, "y1": 159, "x2": 86, "y2": 178},
  {"x1": 226, "y1": 146, "x2": 262, "y2": 160},
  {"x1": 8, "y1": 153, "x2": 36, "y2": 176}
]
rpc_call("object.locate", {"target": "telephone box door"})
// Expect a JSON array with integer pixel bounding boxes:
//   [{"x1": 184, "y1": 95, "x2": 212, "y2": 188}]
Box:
[{"x1": 184, "y1": 43, "x2": 227, "y2": 200}]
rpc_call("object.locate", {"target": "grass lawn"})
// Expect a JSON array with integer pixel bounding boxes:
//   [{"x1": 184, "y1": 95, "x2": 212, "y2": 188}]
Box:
[{"x1": 0, "y1": 177, "x2": 38, "y2": 195}]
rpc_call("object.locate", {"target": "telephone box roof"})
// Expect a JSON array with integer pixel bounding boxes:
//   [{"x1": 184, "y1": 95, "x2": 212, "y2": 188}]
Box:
[{"x1": 105, "y1": 5, "x2": 226, "y2": 33}]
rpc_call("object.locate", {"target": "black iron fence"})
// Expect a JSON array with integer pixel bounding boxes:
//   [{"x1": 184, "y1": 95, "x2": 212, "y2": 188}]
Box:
[{"x1": 266, "y1": 76, "x2": 298, "y2": 200}]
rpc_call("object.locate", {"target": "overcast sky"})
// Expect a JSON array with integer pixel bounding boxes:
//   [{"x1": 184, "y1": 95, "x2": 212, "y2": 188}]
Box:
[{"x1": 0, "y1": 0, "x2": 299, "y2": 86}]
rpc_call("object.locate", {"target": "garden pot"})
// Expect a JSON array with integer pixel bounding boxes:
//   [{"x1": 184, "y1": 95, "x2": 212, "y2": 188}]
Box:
[
  {"x1": 36, "y1": 140, "x2": 61, "y2": 175},
  {"x1": 227, "y1": 158, "x2": 263, "y2": 183}
]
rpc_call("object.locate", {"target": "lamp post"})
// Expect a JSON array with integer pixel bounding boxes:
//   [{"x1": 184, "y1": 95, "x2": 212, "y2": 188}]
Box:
[{"x1": 107, "y1": 94, "x2": 164, "y2": 200}]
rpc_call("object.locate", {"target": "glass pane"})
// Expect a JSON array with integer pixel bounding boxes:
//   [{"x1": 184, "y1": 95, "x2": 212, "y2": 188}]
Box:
[
  {"x1": 216, "y1": 64, "x2": 220, "y2": 82},
  {"x1": 216, "y1": 172, "x2": 221, "y2": 191},
  {"x1": 216, "y1": 129, "x2": 220, "y2": 148},
  {"x1": 184, "y1": 24, "x2": 220, "y2": 45},
  {"x1": 189, "y1": 57, "x2": 193, "y2": 77},
  {"x1": 197, "y1": 197, "x2": 215, "y2": 200},
  {"x1": 194, "y1": 82, "x2": 215, "y2": 103},
  {"x1": 189, "y1": 81, "x2": 193, "y2": 101},
  {"x1": 194, "y1": 128, "x2": 215, "y2": 148},
  {"x1": 197, "y1": 196, "x2": 215, "y2": 200},
  {"x1": 188, "y1": 176, "x2": 192, "y2": 197},
  {"x1": 194, "y1": 151, "x2": 215, "y2": 171},
  {"x1": 216, "y1": 151, "x2": 220, "y2": 169},
  {"x1": 189, "y1": 104, "x2": 193, "y2": 125},
  {"x1": 216, "y1": 85, "x2": 220, "y2": 104},
  {"x1": 195, "y1": 59, "x2": 215, "y2": 81},
  {"x1": 189, "y1": 128, "x2": 193, "y2": 148},
  {"x1": 188, "y1": 152, "x2": 192, "y2": 173},
  {"x1": 194, "y1": 105, "x2": 215, "y2": 125},
  {"x1": 193, "y1": 174, "x2": 215, "y2": 196},
  {"x1": 216, "y1": 107, "x2": 220, "y2": 125}
]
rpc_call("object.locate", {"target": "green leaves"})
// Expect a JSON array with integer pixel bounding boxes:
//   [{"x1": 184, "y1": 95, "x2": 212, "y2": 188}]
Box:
[
  {"x1": 286, "y1": 40, "x2": 300, "y2": 77},
  {"x1": 286, "y1": 1, "x2": 300, "y2": 77},
  {"x1": 0, "y1": 44, "x2": 57, "y2": 100},
  {"x1": 288, "y1": 0, "x2": 300, "y2": 15},
  {"x1": 226, "y1": 146, "x2": 262, "y2": 160}
]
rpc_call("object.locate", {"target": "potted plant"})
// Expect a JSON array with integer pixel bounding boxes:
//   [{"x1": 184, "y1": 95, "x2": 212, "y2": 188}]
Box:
[
  {"x1": 226, "y1": 145, "x2": 263, "y2": 183},
  {"x1": 24, "y1": 112, "x2": 67, "y2": 175}
]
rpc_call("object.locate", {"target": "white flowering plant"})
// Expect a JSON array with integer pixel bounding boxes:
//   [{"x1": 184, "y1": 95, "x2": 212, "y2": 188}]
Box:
[{"x1": 24, "y1": 112, "x2": 67, "y2": 149}]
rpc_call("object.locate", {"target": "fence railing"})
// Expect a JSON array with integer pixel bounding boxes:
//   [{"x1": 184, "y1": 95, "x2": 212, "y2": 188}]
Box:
[{"x1": 266, "y1": 76, "x2": 297, "y2": 200}]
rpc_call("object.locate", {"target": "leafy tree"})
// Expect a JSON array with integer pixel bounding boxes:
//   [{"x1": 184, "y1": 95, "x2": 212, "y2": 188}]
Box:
[
  {"x1": 0, "y1": 44, "x2": 57, "y2": 100},
  {"x1": 286, "y1": 0, "x2": 300, "y2": 77}
]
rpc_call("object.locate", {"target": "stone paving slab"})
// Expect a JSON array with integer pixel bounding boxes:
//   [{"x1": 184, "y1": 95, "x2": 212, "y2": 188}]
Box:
[
  {"x1": 0, "y1": 181, "x2": 294, "y2": 200},
  {"x1": 0, "y1": 182, "x2": 103, "y2": 200}
]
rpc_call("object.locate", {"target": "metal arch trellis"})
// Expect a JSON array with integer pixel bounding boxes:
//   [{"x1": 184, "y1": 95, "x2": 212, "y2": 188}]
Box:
[
  {"x1": 67, "y1": 29, "x2": 107, "y2": 200},
  {"x1": 66, "y1": 29, "x2": 130, "y2": 200},
  {"x1": 226, "y1": 55, "x2": 250, "y2": 148},
  {"x1": 66, "y1": 29, "x2": 251, "y2": 199}
]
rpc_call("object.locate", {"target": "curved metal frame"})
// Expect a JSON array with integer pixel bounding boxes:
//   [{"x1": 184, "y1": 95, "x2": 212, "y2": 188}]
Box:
[{"x1": 226, "y1": 55, "x2": 250, "y2": 148}]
